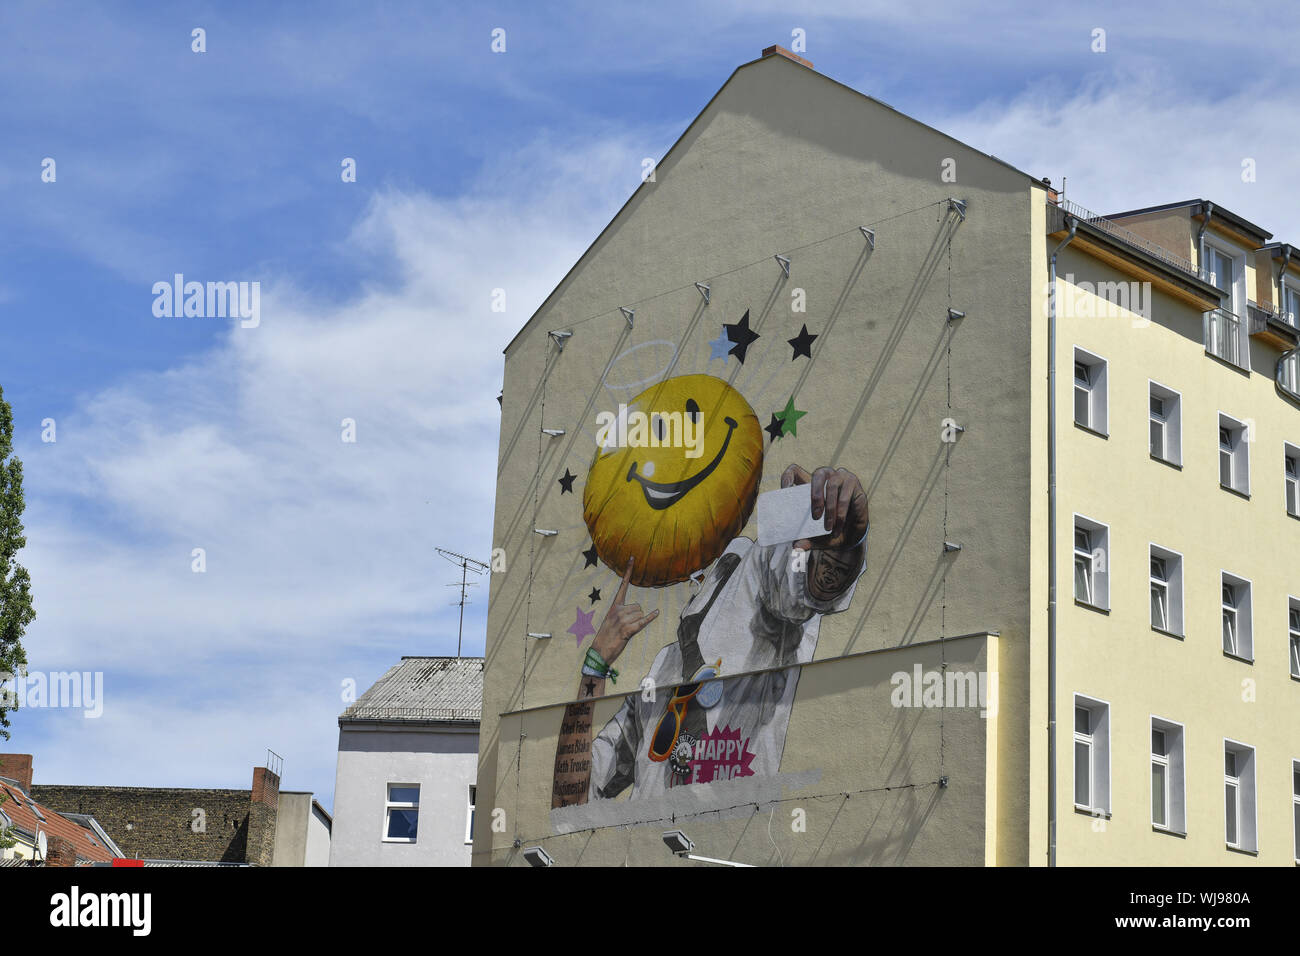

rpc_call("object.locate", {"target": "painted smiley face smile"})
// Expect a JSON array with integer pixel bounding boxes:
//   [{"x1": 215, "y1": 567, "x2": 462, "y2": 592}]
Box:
[{"x1": 625, "y1": 416, "x2": 738, "y2": 510}]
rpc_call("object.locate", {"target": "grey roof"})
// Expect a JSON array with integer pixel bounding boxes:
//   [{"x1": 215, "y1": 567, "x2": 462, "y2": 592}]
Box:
[{"x1": 340, "y1": 656, "x2": 483, "y2": 723}]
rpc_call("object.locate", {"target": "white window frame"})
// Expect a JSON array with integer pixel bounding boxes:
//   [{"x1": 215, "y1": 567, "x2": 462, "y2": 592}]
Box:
[
  {"x1": 1288, "y1": 598, "x2": 1300, "y2": 680},
  {"x1": 1073, "y1": 347, "x2": 1108, "y2": 435},
  {"x1": 1151, "y1": 728, "x2": 1170, "y2": 830},
  {"x1": 1220, "y1": 571, "x2": 1254, "y2": 661},
  {"x1": 1073, "y1": 515, "x2": 1110, "y2": 610},
  {"x1": 382, "y1": 783, "x2": 420, "y2": 844},
  {"x1": 465, "y1": 784, "x2": 477, "y2": 845},
  {"x1": 1217, "y1": 413, "x2": 1250, "y2": 496},
  {"x1": 1073, "y1": 694, "x2": 1111, "y2": 815},
  {"x1": 1282, "y1": 276, "x2": 1300, "y2": 329},
  {"x1": 1204, "y1": 241, "x2": 1247, "y2": 366},
  {"x1": 1149, "y1": 544, "x2": 1184, "y2": 637},
  {"x1": 1148, "y1": 381, "x2": 1182, "y2": 465},
  {"x1": 1222, "y1": 739, "x2": 1257, "y2": 853},
  {"x1": 1286, "y1": 443, "x2": 1300, "y2": 518},
  {"x1": 1149, "y1": 717, "x2": 1186, "y2": 834},
  {"x1": 1292, "y1": 759, "x2": 1299, "y2": 864}
]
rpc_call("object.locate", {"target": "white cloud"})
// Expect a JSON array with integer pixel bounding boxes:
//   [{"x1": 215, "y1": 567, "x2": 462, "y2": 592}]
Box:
[
  {"x1": 11, "y1": 129, "x2": 651, "y2": 805},
  {"x1": 937, "y1": 68, "x2": 1300, "y2": 242}
]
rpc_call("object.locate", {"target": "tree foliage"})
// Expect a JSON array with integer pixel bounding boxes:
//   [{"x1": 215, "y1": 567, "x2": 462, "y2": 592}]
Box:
[{"x1": 0, "y1": 385, "x2": 35, "y2": 740}]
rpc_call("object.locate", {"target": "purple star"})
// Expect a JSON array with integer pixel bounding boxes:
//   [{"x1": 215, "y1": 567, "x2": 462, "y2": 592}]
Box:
[
  {"x1": 708, "y1": 329, "x2": 732, "y2": 361},
  {"x1": 568, "y1": 606, "x2": 597, "y2": 645}
]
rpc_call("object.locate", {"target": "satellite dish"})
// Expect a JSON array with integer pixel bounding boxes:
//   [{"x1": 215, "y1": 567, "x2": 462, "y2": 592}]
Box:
[{"x1": 36, "y1": 830, "x2": 46, "y2": 860}]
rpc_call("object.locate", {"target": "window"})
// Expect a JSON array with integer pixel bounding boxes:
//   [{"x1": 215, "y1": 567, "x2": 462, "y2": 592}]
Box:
[
  {"x1": 1281, "y1": 352, "x2": 1300, "y2": 398},
  {"x1": 1284, "y1": 281, "x2": 1300, "y2": 329},
  {"x1": 1150, "y1": 718, "x2": 1186, "y2": 833},
  {"x1": 1218, "y1": 414, "x2": 1249, "y2": 496},
  {"x1": 465, "y1": 785, "x2": 477, "y2": 845},
  {"x1": 1148, "y1": 382, "x2": 1182, "y2": 465},
  {"x1": 1073, "y1": 348, "x2": 1108, "y2": 434},
  {"x1": 1205, "y1": 246, "x2": 1242, "y2": 365},
  {"x1": 1150, "y1": 557, "x2": 1168, "y2": 631},
  {"x1": 1074, "y1": 529, "x2": 1093, "y2": 605},
  {"x1": 1289, "y1": 600, "x2": 1300, "y2": 679},
  {"x1": 383, "y1": 783, "x2": 420, "y2": 843},
  {"x1": 1286, "y1": 445, "x2": 1300, "y2": 517},
  {"x1": 1224, "y1": 750, "x2": 1240, "y2": 847},
  {"x1": 1293, "y1": 761, "x2": 1299, "y2": 863},
  {"x1": 1073, "y1": 696, "x2": 1110, "y2": 814},
  {"x1": 1149, "y1": 545, "x2": 1183, "y2": 636},
  {"x1": 1220, "y1": 572, "x2": 1253, "y2": 660},
  {"x1": 1207, "y1": 246, "x2": 1237, "y2": 301},
  {"x1": 1223, "y1": 741, "x2": 1257, "y2": 852},
  {"x1": 1151, "y1": 728, "x2": 1169, "y2": 828},
  {"x1": 1073, "y1": 516, "x2": 1109, "y2": 610}
]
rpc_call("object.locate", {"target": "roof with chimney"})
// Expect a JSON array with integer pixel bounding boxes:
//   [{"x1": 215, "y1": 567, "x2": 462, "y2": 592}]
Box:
[
  {"x1": 340, "y1": 656, "x2": 483, "y2": 723},
  {"x1": 0, "y1": 776, "x2": 118, "y2": 864}
]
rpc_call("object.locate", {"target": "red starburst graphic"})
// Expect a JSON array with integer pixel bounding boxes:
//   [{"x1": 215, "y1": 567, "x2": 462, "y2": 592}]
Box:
[{"x1": 690, "y1": 725, "x2": 756, "y2": 784}]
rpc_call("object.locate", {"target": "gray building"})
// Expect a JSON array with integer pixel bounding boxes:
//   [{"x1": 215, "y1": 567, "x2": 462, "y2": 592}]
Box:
[
  {"x1": 272, "y1": 792, "x2": 332, "y2": 867},
  {"x1": 330, "y1": 656, "x2": 481, "y2": 867}
]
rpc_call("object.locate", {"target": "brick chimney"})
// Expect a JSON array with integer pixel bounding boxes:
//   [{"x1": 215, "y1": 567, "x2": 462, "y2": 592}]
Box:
[
  {"x1": 761, "y1": 44, "x2": 813, "y2": 70},
  {"x1": 246, "y1": 765, "x2": 281, "y2": 866},
  {"x1": 251, "y1": 766, "x2": 280, "y2": 807},
  {"x1": 0, "y1": 753, "x2": 33, "y2": 794},
  {"x1": 45, "y1": 834, "x2": 77, "y2": 867}
]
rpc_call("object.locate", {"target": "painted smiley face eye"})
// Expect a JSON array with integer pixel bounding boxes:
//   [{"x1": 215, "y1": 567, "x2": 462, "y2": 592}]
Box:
[
  {"x1": 686, "y1": 398, "x2": 700, "y2": 423},
  {"x1": 652, "y1": 414, "x2": 666, "y2": 441}
]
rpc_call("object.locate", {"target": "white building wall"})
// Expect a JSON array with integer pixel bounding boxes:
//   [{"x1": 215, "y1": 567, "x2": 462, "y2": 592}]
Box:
[
  {"x1": 305, "y1": 802, "x2": 332, "y2": 867},
  {"x1": 329, "y1": 721, "x2": 478, "y2": 867}
]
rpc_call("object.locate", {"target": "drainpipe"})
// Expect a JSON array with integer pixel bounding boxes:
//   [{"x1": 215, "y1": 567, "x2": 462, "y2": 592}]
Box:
[
  {"x1": 1278, "y1": 244, "x2": 1293, "y2": 317},
  {"x1": 1196, "y1": 200, "x2": 1214, "y2": 281},
  {"x1": 1047, "y1": 215, "x2": 1076, "y2": 869}
]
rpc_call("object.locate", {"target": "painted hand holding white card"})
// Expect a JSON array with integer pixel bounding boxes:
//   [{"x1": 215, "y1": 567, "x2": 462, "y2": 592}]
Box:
[{"x1": 756, "y1": 484, "x2": 828, "y2": 547}]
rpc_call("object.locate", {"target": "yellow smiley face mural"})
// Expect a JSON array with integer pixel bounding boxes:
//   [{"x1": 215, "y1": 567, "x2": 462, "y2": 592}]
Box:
[{"x1": 583, "y1": 373, "x2": 763, "y2": 588}]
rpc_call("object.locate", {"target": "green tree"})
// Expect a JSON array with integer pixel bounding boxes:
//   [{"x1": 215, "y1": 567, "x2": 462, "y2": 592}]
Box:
[
  {"x1": 0, "y1": 790, "x2": 15, "y2": 851},
  {"x1": 0, "y1": 385, "x2": 35, "y2": 740}
]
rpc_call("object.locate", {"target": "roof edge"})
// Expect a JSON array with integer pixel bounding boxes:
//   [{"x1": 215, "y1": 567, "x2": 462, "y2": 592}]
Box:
[{"x1": 500, "y1": 53, "x2": 1049, "y2": 357}]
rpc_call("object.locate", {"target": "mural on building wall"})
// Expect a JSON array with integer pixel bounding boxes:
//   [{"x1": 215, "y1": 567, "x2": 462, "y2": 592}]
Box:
[{"x1": 550, "y1": 315, "x2": 869, "y2": 808}]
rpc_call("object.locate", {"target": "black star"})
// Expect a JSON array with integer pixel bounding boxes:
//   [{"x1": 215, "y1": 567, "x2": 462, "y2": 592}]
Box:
[
  {"x1": 583, "y1": 679, "x2": 597, "y2": 697},
  {"x1": 787, "y1": 324, "x2": 818, "y2": 360},
  {"x1": 588, "y1": 587, "x2": 601, "y2": 604},
  {"x1": 557, "y1": 468, "x2": 576, "y2": 494},
  {"x1": 723, "y1": 309, "x2": 760, "y2": 364},
  {"x1": 765, "y1": 413, "x2": 784, "y2": 442},
  {"x1": 582, "y1": 544, "x2": 599, "y2": 568}
]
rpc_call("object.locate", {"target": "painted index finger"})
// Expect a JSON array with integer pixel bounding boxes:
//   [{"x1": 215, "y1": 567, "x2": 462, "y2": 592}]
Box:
[{"x1": 614, "y1": 557, "x2": 634, "y2": 605}]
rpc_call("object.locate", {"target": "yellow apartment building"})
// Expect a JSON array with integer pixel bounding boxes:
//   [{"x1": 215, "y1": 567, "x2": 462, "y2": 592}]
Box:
[{"x1": 473, "y1": 46, "x2": 1300, "y2": 865}]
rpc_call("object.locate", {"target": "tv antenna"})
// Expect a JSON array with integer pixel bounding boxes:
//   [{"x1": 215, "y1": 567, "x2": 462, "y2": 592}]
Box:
[{"x1": 436, "y1": 548, "x2": 490, "y2": 656}]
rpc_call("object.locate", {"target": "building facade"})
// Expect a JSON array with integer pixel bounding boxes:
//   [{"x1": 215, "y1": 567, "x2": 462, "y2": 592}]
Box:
[
  {"x1": 20, "y1": 756, "x2": 325, "y2": 866},
  {"x1": 474, "y1": 46, "x2": 1299, "y2": 866},
  {"x1": 330, "y1": 656, "x2": 481, "y2": 867},
  {"x1": 0, "y1": 755, "x2": 120, "y2": 865}
]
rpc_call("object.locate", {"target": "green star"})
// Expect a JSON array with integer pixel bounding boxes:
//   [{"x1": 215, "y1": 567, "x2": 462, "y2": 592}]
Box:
[{"x1": 778, "y1": 396, "x2": 806, "y2": 437}]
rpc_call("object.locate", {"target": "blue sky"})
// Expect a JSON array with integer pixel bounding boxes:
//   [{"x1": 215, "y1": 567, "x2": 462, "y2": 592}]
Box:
[{"x1": 1, "y1": 0, "x2": 1297, "y2": 814}]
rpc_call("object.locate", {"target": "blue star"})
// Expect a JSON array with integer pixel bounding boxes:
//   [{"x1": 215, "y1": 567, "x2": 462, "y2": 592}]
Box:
[{"x1": 708, "y1": 329, "x2": 732, "y2": 362}]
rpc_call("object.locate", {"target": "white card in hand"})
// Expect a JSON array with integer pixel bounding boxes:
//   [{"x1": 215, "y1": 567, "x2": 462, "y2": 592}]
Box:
[{"x1": 756, "y1": 484, "x2": 826, "y2": 547}]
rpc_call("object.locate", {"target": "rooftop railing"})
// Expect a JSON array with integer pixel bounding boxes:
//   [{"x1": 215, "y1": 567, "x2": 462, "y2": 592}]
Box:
[{"x1": 1057, "y1": 199, "x2": 1198, "y2": 276}]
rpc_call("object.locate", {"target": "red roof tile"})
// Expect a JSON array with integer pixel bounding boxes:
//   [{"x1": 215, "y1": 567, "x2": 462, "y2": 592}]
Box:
[{"x1": 0, "y1": 782, "x2": 116, "y2": 864}]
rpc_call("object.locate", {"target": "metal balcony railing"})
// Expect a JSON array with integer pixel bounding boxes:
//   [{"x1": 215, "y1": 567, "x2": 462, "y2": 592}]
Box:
[
  {"x1": 1251, "y1": 299, "x2": 1299, "y2": 331},
  {"x1": 1207, "y1": 308, "x2": 1243, "y2": 366},
  {"x1": 1057, "y1": 199, "x2": 1197, "y2": 276}
]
